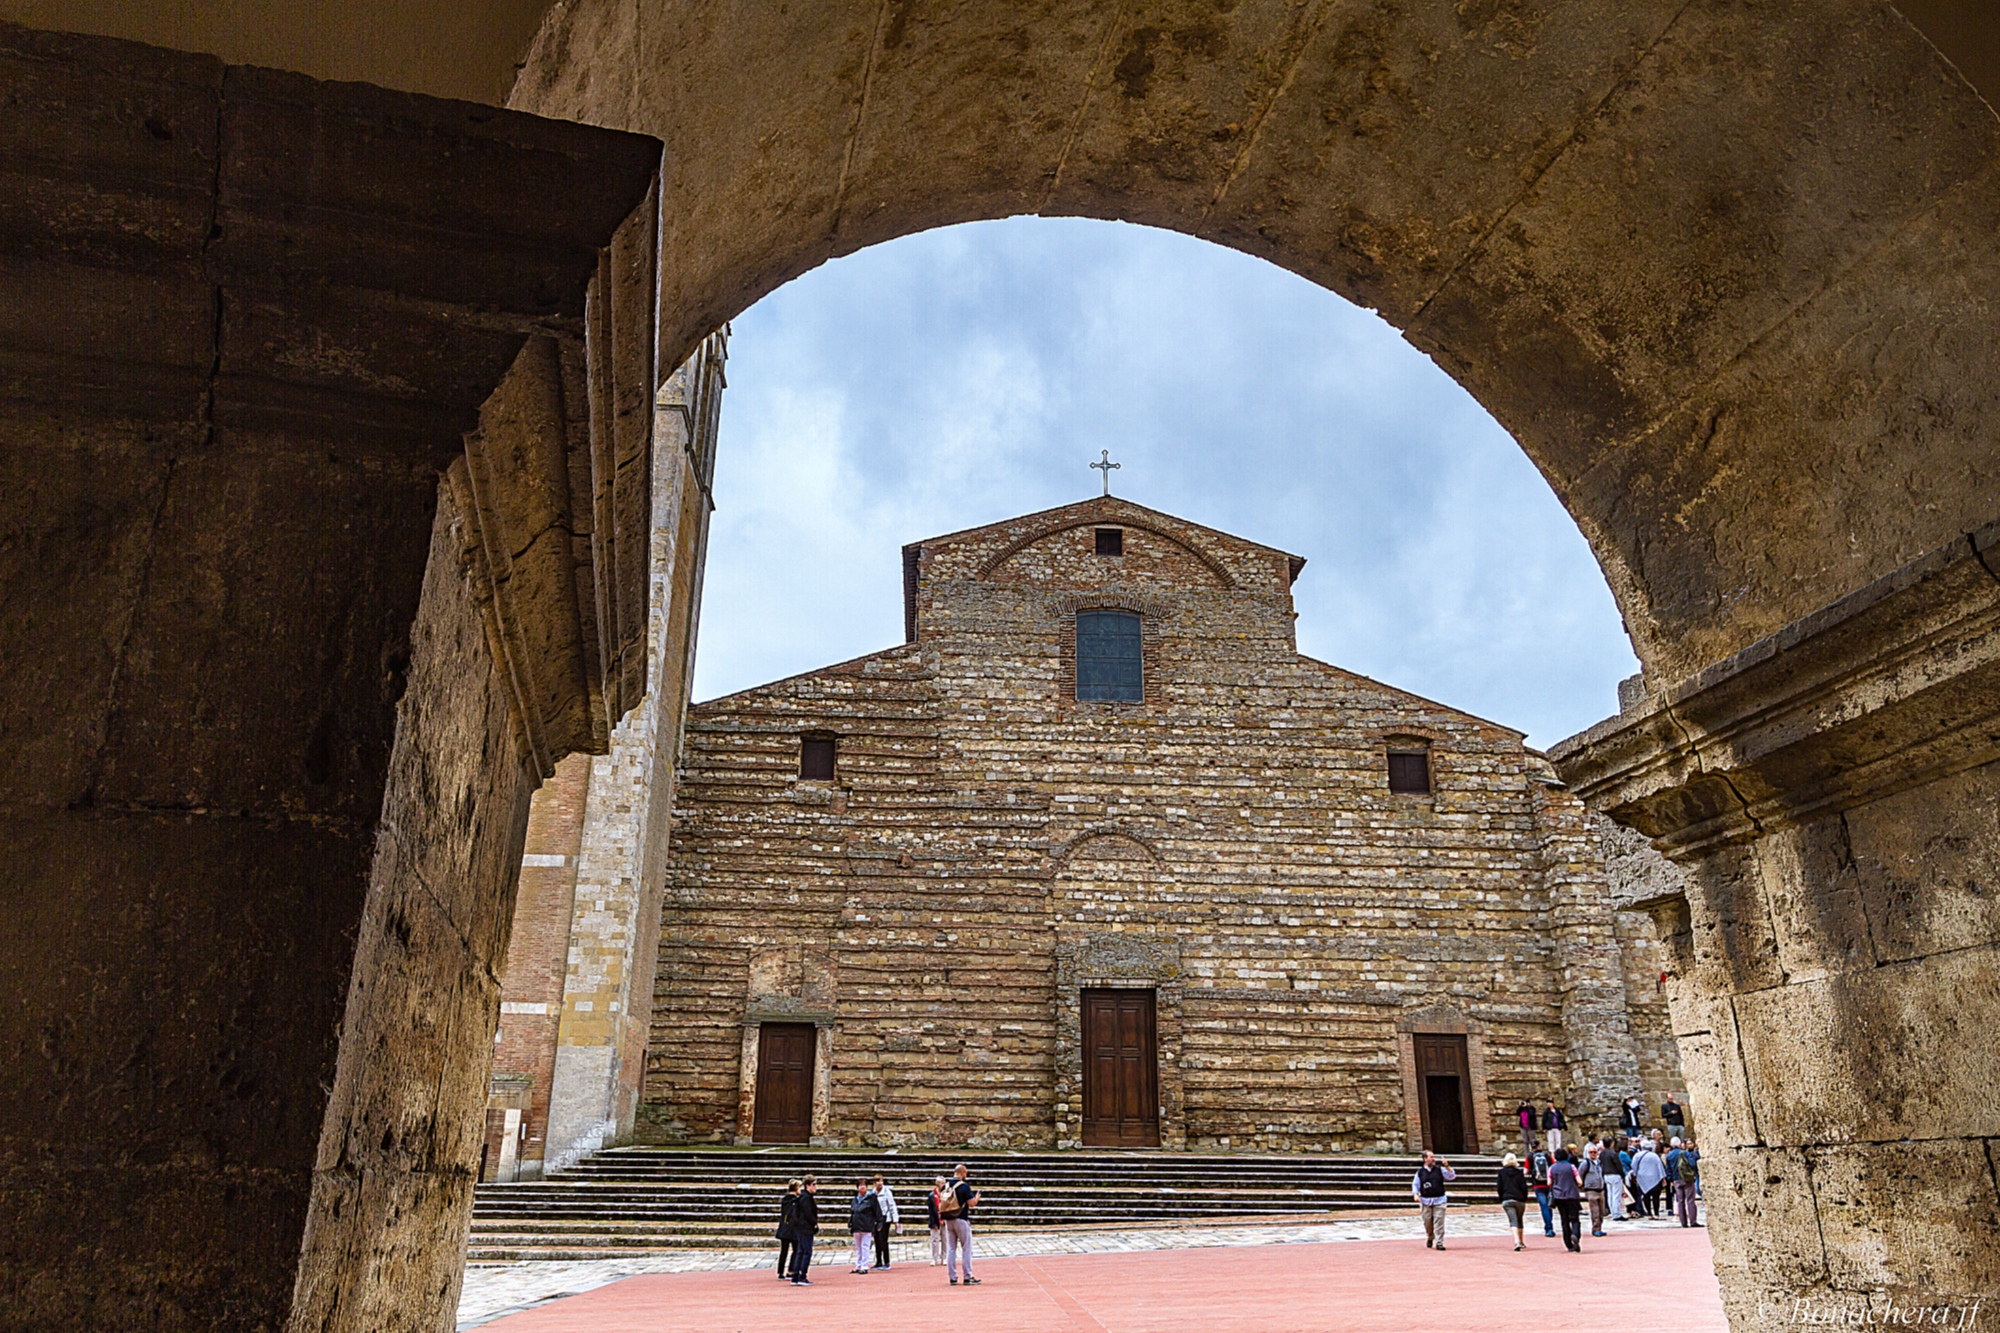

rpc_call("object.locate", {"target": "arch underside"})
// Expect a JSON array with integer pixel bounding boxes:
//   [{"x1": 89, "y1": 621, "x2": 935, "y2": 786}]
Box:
[{"x1": 512, "y1": 0, "x2": 1998, "y2": 690}]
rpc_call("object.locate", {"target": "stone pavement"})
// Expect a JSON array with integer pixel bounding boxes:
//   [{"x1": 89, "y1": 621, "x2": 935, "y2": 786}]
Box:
[{"x1": 460, "y1": 1208, "x2": 1715, "y2": 1330}]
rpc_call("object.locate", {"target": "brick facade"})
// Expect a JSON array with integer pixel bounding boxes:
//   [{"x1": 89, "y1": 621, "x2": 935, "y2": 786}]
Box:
[{"x1": 643, "y1": 496, "x2": 1685, "y2": 1151}]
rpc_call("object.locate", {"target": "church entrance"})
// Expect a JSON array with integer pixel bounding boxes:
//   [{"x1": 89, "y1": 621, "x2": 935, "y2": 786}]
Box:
[
  {"x1": 752, "y1": 1022, "x2": 815, "y2": 1143},
  {"x1": 1081, "y1": 988, "x2": 1159, "y2": 1148},
  {"x1": 1414, "y1": 1033, "x2": 1476, "y2": 1154}
]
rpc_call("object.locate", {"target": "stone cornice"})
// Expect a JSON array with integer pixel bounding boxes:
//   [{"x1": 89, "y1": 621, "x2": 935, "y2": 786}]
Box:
[{"x1": 1550, "y1": 520, "x2": 2000, "y2": 857}]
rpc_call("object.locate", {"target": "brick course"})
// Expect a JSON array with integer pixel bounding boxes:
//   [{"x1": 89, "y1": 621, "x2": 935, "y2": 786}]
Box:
[{"x1": 643, "y1": 496, "x2": 1683, "y2": 1150}]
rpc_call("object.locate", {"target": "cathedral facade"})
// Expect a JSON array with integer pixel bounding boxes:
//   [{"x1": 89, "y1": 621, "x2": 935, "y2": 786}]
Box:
[{"x1": 640, "y1": 496, "x2": 1680, "y2": 1152}]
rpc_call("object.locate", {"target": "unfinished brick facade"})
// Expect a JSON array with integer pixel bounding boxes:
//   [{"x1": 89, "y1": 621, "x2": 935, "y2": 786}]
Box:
[{"x1": 644, "y1": 496, "x2": 1683, "y2": 1151}]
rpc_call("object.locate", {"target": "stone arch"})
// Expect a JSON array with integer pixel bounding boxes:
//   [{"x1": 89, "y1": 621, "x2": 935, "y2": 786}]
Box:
[
  {"x1": 979, "y1": 518, "x2": 1237, "y2": 588},
  {"x1": 1054, "y1": 827, "x2": 1163, "y2": 865},
  {"x1": 513, "y1": 0, "x2": 2000, "y2": 691}
]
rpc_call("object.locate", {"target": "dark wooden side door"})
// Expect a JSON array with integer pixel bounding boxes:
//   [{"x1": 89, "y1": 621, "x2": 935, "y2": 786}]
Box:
[
  {"x1": 1081, "y1": 988, "x2": 1159, "y2": 1147},
  {"x1": 753, "y1": 1022, "x2": 815, "y2": 1144},
  {"x1": 1414, "y1": 1032, "x2": 1477, "y2": 1154}
]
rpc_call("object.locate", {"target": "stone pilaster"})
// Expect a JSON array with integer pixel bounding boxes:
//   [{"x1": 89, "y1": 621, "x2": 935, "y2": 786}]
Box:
[
  {"x1": 0, "y1": 25, "x2": 662, "y2": 1331},
  {"x1": 1552, "y1": 522, "x2": 2000, "y2": 1329}
]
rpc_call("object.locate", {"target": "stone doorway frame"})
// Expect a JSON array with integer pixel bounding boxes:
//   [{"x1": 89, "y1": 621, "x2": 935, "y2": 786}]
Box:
[
  {"x1": 1054, "y1": 933, "x2": 1185, "y2": 1149},
  {"x1": 735, "y1": 1012, "x2": 835, "y2": 1146},
  {"x1": 1394, "y1": 1004, "x2": 1495, "y2": 1155}
]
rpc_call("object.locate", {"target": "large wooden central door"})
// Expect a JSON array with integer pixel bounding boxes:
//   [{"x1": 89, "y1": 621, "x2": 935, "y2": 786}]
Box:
[
  {"x1": 1414, "y1": 1032, "x2": 1477, "y2": 1154},
  {"x1": 1082, "y1": 988, "x2": 1159, "y2": 1147},
  {"x1": 752, "y1": 1022, "x2": 815, "y2": 1143}
]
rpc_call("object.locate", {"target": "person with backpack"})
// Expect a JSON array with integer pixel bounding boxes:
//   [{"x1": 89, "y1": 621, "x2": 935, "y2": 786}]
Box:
[
  {"x1": 1410, "y1": 1149, "x2": 1456, "y2": 1250},
  {"x1": 776, "y1": 1178, "x2": 800, "y2": 1280},
  {"x1": 847, "y1": 1177, "x2": 884, "y2": 1273},
  {"x1": 927, "y1": 1175, "x2": 949, "y2": 1266},
  {"x1": 1674, "y1": 1139, "x2": 1702, "y2": 1226},
  {"x1": 1516, "y1": 1099, "x2": 1537, "y2": 1157},
  {"x1": 941, "y1": 1162, "x2": 981, "y2": 1285},
  {"x1": 1496, "y1": 1152, "x2": 1530, "y2": 1251},
  {"x1": 1580, "y1": 1143, "x2": 1608, "y2": 1237},
  {"x1": 871, "y1": 1174, "x2": 899, "y2": 1270},
  {"x1": 1548, "y1": 1148, "x2": 1584, "y2": 1252},
  {"x1": 788, "y1": 1176, "x2": 820, "y2": 1285},
  {"x1": 1529, "y1": 1144, "x2": 1556, "y2": 1237}
]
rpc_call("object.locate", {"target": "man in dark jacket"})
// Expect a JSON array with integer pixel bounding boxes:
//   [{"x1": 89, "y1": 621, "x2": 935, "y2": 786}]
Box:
[
  {"x1": 788, "y1": 1176, "x2": 820, "y2": 1284},
  {"x1": 1662, "y1": 1093, "x2": 1686, "y2": 1134},
  {"x1": 776, "y1": 1179, "x2": 800, "y2": 1279}
]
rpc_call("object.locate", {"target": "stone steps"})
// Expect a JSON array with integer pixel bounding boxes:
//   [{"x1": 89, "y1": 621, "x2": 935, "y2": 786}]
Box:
[{"x1": 470, "y1": 1148, "x2": 1500, "y2": 1260}]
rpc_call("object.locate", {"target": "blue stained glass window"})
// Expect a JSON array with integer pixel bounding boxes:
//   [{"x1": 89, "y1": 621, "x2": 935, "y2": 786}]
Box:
[{"x1": 1076, "y1": 610, "x2": 1143, "y2": 702}]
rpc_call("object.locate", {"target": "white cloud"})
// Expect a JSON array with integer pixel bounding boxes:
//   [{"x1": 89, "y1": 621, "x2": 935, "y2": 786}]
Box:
[{"x1": 693, "y1": 217, "x2": 1638, "y2": 747}]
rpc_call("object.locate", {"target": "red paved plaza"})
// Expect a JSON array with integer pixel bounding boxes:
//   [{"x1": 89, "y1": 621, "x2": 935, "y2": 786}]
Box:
[{"x1": 479, "y1": 1226, "x2": 1726, "y2": 1333}]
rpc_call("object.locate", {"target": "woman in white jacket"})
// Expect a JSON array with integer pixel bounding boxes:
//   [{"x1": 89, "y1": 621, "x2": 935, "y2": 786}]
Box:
[{"x1": 871, "y1": 1175, "x2": 900, "y2": 1270}]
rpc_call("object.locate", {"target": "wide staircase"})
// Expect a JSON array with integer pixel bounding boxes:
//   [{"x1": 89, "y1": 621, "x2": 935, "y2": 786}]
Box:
[{"x1": 469, "y1": 1148, "x2": 1501, "y2": 1260}]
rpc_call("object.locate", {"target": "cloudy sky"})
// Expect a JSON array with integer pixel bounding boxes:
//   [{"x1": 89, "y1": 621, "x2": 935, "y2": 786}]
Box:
[{"x1": 690, "y1": 217, "x2": 1637, "y2": 751}]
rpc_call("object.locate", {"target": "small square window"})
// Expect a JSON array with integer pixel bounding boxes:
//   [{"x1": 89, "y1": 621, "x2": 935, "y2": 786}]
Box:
[
  {"x1": 799, "y1": 735, "x2": 836, "y2": 780},
  {"x1": 1387, "y1": 750, "x2": 1431, "y2": 794},
  {"x1": 1094, "y1": 527, "x2": 1124, "y2": 556}
]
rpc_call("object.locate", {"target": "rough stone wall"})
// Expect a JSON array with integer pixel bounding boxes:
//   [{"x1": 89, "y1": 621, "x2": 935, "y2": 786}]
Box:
[
  {"x1": 286, "y1": 483, "x2": 536, "y2": 1331},
  {"x1": 1592, "y1": 813, "x2": 1690, "y2": 1120},
  {"x1": 648, "y1": 497, "x2": 1645, "y2": 1151}
]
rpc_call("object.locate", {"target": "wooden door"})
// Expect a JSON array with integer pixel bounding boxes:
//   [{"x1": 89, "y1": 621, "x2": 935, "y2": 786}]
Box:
[
  {"x1": 1081, "y1": 988, "x2": 1159, "y2": 1147},
  {"x1": 752, "y1": 1022, "x2": 815, "y2": 1143},
  {"x1": 1413, "y1": 1032, "x2": 1477, "y2": 1154}
]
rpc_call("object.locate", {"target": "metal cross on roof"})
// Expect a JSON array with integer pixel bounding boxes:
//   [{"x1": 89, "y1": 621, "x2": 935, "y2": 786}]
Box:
[{"x1": 1091, "y1": 449, "x2": 1121, "y2": 496}]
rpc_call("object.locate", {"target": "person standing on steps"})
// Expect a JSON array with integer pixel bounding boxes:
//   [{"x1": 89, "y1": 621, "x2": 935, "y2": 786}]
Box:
[
  {"x1": 927, "y1": 1175, "x2": 948, "y2": 1266},
  {"x1": 1529, "y1": 1142, "x2": 1556, "y2": 1238},
  {"x1": 788, "y1": 1176, "x2": 819, "y2": 1285},
  {"x1": 1496, "y1": 1152, "x2": 1530, "y2": 1251},
  {"x1": 776, "y1": 1178, "x2": 800, "y2": 1280},
  {"x1": 1542, "y1": 1099, "x2": 1566, "y2": 1153},
  {"x1": 1517, "y1": 1099, "x2": 1537, "y2": 1157},
  {"x1": 871, "y1": 1174, "x2": 899, "y2": 1270},
  {"x1": 848, "y1": 1177, "x2": 883, "y2": 1274},
  {"x1": 1549, "y1": 1148, "x2": 1584, "y2": 1252},
  {"x1": 942, "y1": 1162, "x2": 981, "y2": 1286},
  {"x1": 1411, "y1": 1148, "x2": 1456, "y2": 1251},
  {"x1": 1662, "y1": 1092, "x2": 1686, "y2": 1138},
  {"x1": 1619, "y1": 1096, "x2": 1644, "y2": 1138}
]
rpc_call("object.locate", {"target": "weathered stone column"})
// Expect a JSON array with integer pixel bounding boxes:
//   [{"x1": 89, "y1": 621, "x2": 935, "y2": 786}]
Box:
[
  {"x1": 0, "y1": 25, "x2": 660, "y2": 1331},
  {"x1": 1552, "y1": 526, "x2": 2000, "y2": 1328}
]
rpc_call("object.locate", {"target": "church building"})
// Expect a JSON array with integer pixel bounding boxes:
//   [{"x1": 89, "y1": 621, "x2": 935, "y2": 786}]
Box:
[{"x1": 639, "y1": 495, "x2": 1680, "y2": 1152}]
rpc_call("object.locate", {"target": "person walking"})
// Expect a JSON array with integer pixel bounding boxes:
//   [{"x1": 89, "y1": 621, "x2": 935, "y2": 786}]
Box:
[
  {"x1": 1674, "y1": 1139, "x2": 1702, "y2": 1226},
  {"x1": 1529, "y1": 1143, "x2": 1556, "y2": 1237},
  {"x1": 1542, "y1": 1099, "x2": 1566, "y2": 1152},
  {"x1": 1580, "y1": 1143, "x2": 1608, "y2": 1237},
  {"x1": 942, "y1": 1162, "x2": 981, "y2": 1286},
  {"x1": 1411, "y1": 1149, "x2": 1456, "y2": 1251},
  {"x1": 847, "y1": 1178, "x2": 883, "y2": 1274},
  {"x1": 871, "y1": 1175, "x2": 899, "y2": 1270},
  {"x1": 1516, "y1": 1099, "x2": 1537, "y2": 1157},
  {"x1": 1548, "y1": 1148, "x2": 1584, "y2": 1252},
  {"x1": 927, "y1": 1176, "x2": 948, "y2": 1266},
  {"x1": 1632, "y1": 1140, "x2": 1666, "y2": 1219},
  {"x1": 776, "y1": 1178, "x2": 800, "y2": 1280},
  {"x1": 1496, "y1": 1152, "x2": 1530, "y2": 1251},
  {"x1": 788, "y1": 1176, "x2": 820, "y2": 1285}
]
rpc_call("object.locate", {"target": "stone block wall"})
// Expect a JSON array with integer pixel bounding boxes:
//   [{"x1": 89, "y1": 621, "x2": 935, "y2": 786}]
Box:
[{"x1": 644, "y1": 497, "x2": 1667, "y2": 1152}]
